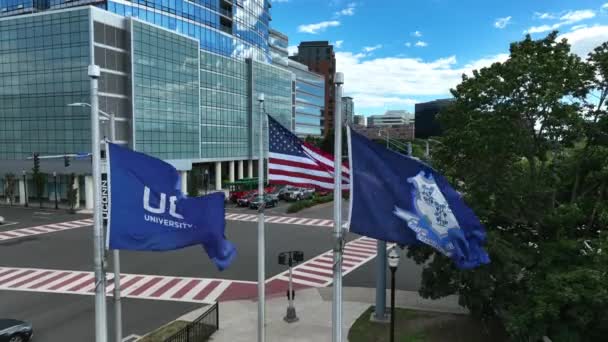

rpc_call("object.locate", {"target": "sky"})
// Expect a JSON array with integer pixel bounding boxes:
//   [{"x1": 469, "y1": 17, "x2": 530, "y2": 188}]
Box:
[{"x1": 270, "y1": 0, "x2": 608, "y2": 116}]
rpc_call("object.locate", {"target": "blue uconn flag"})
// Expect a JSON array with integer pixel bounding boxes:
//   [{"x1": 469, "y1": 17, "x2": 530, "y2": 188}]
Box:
[
  {"x1": 106, "y1": 143, "x2": 236, "y2": 271},
  {"x1": 347, "y1": 128, "x2": 490, "y2": 269}
]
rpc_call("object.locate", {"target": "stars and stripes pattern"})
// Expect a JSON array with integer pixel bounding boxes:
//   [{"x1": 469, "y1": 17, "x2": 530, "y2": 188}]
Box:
[{"x1": 267, "y1": 115, "x2": 349, "y2": 190}]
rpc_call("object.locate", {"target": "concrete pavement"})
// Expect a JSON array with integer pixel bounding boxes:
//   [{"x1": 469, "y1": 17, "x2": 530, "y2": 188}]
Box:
[{"x1": 175, "y1": 286, "x2": 466, "y2": 341}]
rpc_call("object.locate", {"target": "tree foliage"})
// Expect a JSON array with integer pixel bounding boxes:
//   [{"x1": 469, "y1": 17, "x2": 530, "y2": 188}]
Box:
[
  {"x1": 3, "y1": 173, "x2": 16, "y2": 205},
  {"x1": 409, "y1": 32, "x2": 608, "y2": 341}
]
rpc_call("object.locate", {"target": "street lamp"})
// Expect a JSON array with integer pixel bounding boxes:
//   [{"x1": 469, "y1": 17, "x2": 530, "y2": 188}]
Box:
[
  {"x1": 378, "y1": 128, "x2": 389, "y2": 148},
  {"x1": 69, "y1": 99, "x2": 117, "y2": 342},
  {"x1": 388, "y1": 248, "x2": 401, "y2": 342}
]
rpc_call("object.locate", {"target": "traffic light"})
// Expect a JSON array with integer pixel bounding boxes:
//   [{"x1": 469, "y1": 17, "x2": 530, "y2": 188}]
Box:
[
  {"x1": 64, "y1": 156, "x2": 70, "y2": 168},
  {"x1": 33, "y1": 153, "x2": 40, "y2": 173}
]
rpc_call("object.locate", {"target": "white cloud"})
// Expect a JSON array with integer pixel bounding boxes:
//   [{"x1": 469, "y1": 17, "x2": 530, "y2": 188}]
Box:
[
  {"x1": 535, "y1": 12, "x2": 556, "y2": 20},
  {"x1": 560, "y1": 9, "x2": 596, "y2": 23},
  {"x1": 494, "y1": 16, "x2": 512, "y2": 29},
  {"x1": 405, "y1": 42, "x2": 412, "y2": 47},
  {"x1": 336, "y1": 51, "x2": 508, "y2": 112},
  {"x1": 603, "y1": 3, "x2": 608, "y2": 10},
  {"x1": 526, "y1": 24, "x2": 558, "y2": 34},
  {"x1": 559, "y1": 25, "x2": 608, "y2": 57},
  {"x1": 363, "y1": 44, "x2": 382, "y2": 52},
  {"x1": 335, "y1": 2, "x2": 356, "y2": 17},
  {"x1": 288, "y1": 45, "x2": 298, "y2": 56},
  {"x1": 298, "y1": 20, "x2": 341, "y2": 34},
  {"x1": 415, "y1": 41, "x2": 428, "y2": 47},
  {"x1": 412, "y1": 31, "x2": 422, "y2": 37},
  {"x1": 571, "y1": 24, "x2": 587, "y2": 31},
  {"x1": 525, "y1": 9, "x2": 596, "y2": 34}
]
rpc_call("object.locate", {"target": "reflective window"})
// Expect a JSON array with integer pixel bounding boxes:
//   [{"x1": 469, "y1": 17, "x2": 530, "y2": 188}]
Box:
[{"x1": 0, "y1": 9, "x2": 91, "y2": 159}]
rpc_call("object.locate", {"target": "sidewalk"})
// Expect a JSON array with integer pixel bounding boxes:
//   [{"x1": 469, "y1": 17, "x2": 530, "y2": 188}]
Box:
[{"x1": 177, "y1": 287, "x2": 466, "y2": 341}]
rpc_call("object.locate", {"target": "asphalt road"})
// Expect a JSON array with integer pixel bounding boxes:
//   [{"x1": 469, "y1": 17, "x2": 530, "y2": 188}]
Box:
[
  {"x1": 0, "y1": 202, "x2": 424, "y2": 341},
  {"x1": 0, "y1": 291, "x2": 199, "y2": 341}
]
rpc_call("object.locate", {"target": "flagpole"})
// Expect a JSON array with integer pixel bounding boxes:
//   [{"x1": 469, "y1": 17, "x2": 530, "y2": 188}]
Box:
[
  {"x1": 109, "y1": 113, "x2": 123, "y2": 342},
  {"x1": 332, "y1": 72, "x2": 345, "y2": 342},
  {"x1": 257, "y1": 93, "x2": 266, "y2": 342},
  {"x1": 89, "y1": 64, "x2": 108, "y2": 342}
]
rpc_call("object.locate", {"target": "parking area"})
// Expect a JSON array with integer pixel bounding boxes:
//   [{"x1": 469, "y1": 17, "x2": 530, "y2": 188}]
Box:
[{"x1": 226, "y1": 197, "x2": 294, "y2": 216}]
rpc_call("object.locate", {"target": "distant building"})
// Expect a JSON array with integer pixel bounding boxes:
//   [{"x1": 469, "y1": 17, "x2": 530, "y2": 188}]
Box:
[
  {"x1": 367, "y1": 110, "x2": 413, "y2": 127},
  {"x1": 342, "y1": 97, "x2": 354, "y2": 124},
  {"x1": 414, "y1": 99, "x2": 454, "y2": 138},
  {"x1": 353, "y1": 125, "x2": 415, "y2": 141},
  {"x1": 290, "y1": 41, "x2": 336, "y2": 136},
  {"x1": 288, "y1": 60, "x2": 325, "y2": 137},
  {"x1": 353, "y1": 115, "x2": 366, "y2": 127},
  {"x1": 269, "y1": 29, "x2": 289, "y2": 67}
]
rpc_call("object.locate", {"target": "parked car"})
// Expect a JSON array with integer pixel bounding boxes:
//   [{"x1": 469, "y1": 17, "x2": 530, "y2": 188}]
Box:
[
  {"x1": 249, "y1": 195, "x2": 278, "y2": 210},
  {"x1": 0, "y1": 319, "x2": 33, "y2": 342},
  {"x1": 286, "y1": 187, "x2": 314, "y2": 201},
  {"x1": 267, "y1": 185, "x2": 286, "y2": 201},
  {"x1": 237, "y1": 192, "x2": 257, "y2": 207},
  {"x1": 278, "y1": 186, "x2": 299, "y2": 200}
]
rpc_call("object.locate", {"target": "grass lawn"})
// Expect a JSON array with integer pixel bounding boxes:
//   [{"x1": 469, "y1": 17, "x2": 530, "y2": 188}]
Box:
[{"x1": 348, "y1": 306, "x2": 508, "y2": 342}]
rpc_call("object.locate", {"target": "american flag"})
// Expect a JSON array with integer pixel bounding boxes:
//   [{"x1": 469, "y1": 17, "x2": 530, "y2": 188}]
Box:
[{"x1": 268, "y1": 115, "x2": 349, "y2": 190}]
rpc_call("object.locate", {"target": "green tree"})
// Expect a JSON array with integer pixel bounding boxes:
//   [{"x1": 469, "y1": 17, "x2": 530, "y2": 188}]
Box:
[
  {"x1": 4, "y1": 173, "x2": 16, "y2": 205},
  {"x1": 32, "y1": 154, "x2": 47, "y2": 208},
  {"x1": 408, "y1": 32, "x2": 608, "y2": 341}
]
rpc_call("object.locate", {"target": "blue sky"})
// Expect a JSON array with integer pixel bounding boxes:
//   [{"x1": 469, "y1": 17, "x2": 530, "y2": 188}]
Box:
[{"x1": 270, "y1": 0, "x2": 608, "y2": 116}]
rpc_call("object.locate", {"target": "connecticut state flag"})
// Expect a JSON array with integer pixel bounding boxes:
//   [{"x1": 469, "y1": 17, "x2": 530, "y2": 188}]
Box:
[
  {"x1": 347, "y1": 128, "x2": 490, "y2": 269},
  {"x1": 106, "y1": 143, "x2": 236, "y2": 271}
]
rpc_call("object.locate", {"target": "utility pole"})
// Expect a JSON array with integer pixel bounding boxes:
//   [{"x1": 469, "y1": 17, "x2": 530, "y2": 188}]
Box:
[
  {"x1": 89, "y1": 64, "x2": 108, "y2": 342},
  {"x1": 332, "y1": 72, "x2": 345, "y2": 342},
  {"x1": 257, "y1": 93, "x2": 266, "y2": 342}
]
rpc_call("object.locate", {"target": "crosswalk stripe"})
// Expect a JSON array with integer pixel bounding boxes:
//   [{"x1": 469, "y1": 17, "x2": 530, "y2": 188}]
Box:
[
  {"x1": 48, "y1": 273, "x2": 88, "y2": 291},
  {"x1": 0, "y1": 270, "x2": 35, "y2": 284},
  {"x1": 291, "y1": 270, "x2": 331, "y2": 282},
  {"x1": 182, "y1": 280, "x2": 212, "y2": 300},
  {"x1": 150, "y1": 278, "x2": 183, "y2": 298},
  {"x1": 27, "y1": 271, "x2": 70, "y2": 289},
  {"x1": 192, "y1": 280, "x2": 221, "y2": 301},
  {"x1": 205, "y1": 281, "x2": 231, "y2": 302},
  {"x1": 128, "y1": 277, "x2": 164, "y2": 297},
  {"x1": 296, "y1": 265, "x2": 333, "y2": 275},
  {"x1": 9, "y1": 270, "x2": 54, "y2": 288},
  {"x1": 171, "y1": 279, "x2": 202, "y2": 299}
]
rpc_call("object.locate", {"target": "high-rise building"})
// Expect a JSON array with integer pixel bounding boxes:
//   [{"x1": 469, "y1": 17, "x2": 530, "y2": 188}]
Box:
[
  {"x1": 289, "y1": 60, "x2": 325, "y2": 137},
  {"x1": 414, "y1": 99, "x2": 454, "y2": 138},
  {"x1": 353, "y1": 114, "x2": 366, "y2": 127},
  {"x1": 341, "y1": 97, "x2": 354, "y2": 124},
  {"x1": 0, "y1": 1, "x2": 295, "y2": 207},
  {"x1": 290, "y1": 41, "x2": 336, "y2": 136},
  {"x1": 367, "y1": 110, "x2": 413, "y2": 127},
  {"x1": 269, "y1": 29, "x2": 289, "y2": 67}
]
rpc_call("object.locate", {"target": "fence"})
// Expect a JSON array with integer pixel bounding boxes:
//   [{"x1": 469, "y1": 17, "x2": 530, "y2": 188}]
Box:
[{"x1": 165, "y1": 303, "x2": 219, "y2": 342}]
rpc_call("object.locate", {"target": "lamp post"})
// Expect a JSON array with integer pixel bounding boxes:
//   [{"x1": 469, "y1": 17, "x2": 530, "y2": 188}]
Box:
[
  {"x1": 257, "y1": 93, "x2": 266, "y2": 342},
  {"x1": 53, "y1": 172, "x2": 58, "y2": 210},
  {"x1": 388, "y1": 248, "x2": 400, "y2": 342},
  {"x1": 68, "y1": 100, "x2": 118, "y2": 342}
]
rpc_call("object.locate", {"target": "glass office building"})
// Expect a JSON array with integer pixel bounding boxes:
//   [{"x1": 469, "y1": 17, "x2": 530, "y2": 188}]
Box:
[
  {"x1": 289, "y1": 60, "x2": 324, "y2": 137},
  {"x1": 0, "y1": 2, "x2": 298, "y2": 206}
]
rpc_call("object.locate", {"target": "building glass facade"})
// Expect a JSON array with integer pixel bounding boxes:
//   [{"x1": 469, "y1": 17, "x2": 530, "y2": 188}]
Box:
[
  {"x1": 253, "y1": 60, "x2": 292, "y2": 157},
  {"x1": 0, "y1": 8, "x2": 91, "y2": 160},
  {"x1": 131, "y1": 19, "x2": 200, "y2": 160},
  {"x1": 289, "y1": 63, "x2": 324, "y2": 137},
  {"x1": 200, "y1": 50, "x2": 249, "y2": 160}
]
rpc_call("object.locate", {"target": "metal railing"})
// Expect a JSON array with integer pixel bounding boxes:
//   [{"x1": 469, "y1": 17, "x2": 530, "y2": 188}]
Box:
[{"x1": 164, "y1": 303, "x2": 219, "y2": 342}]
